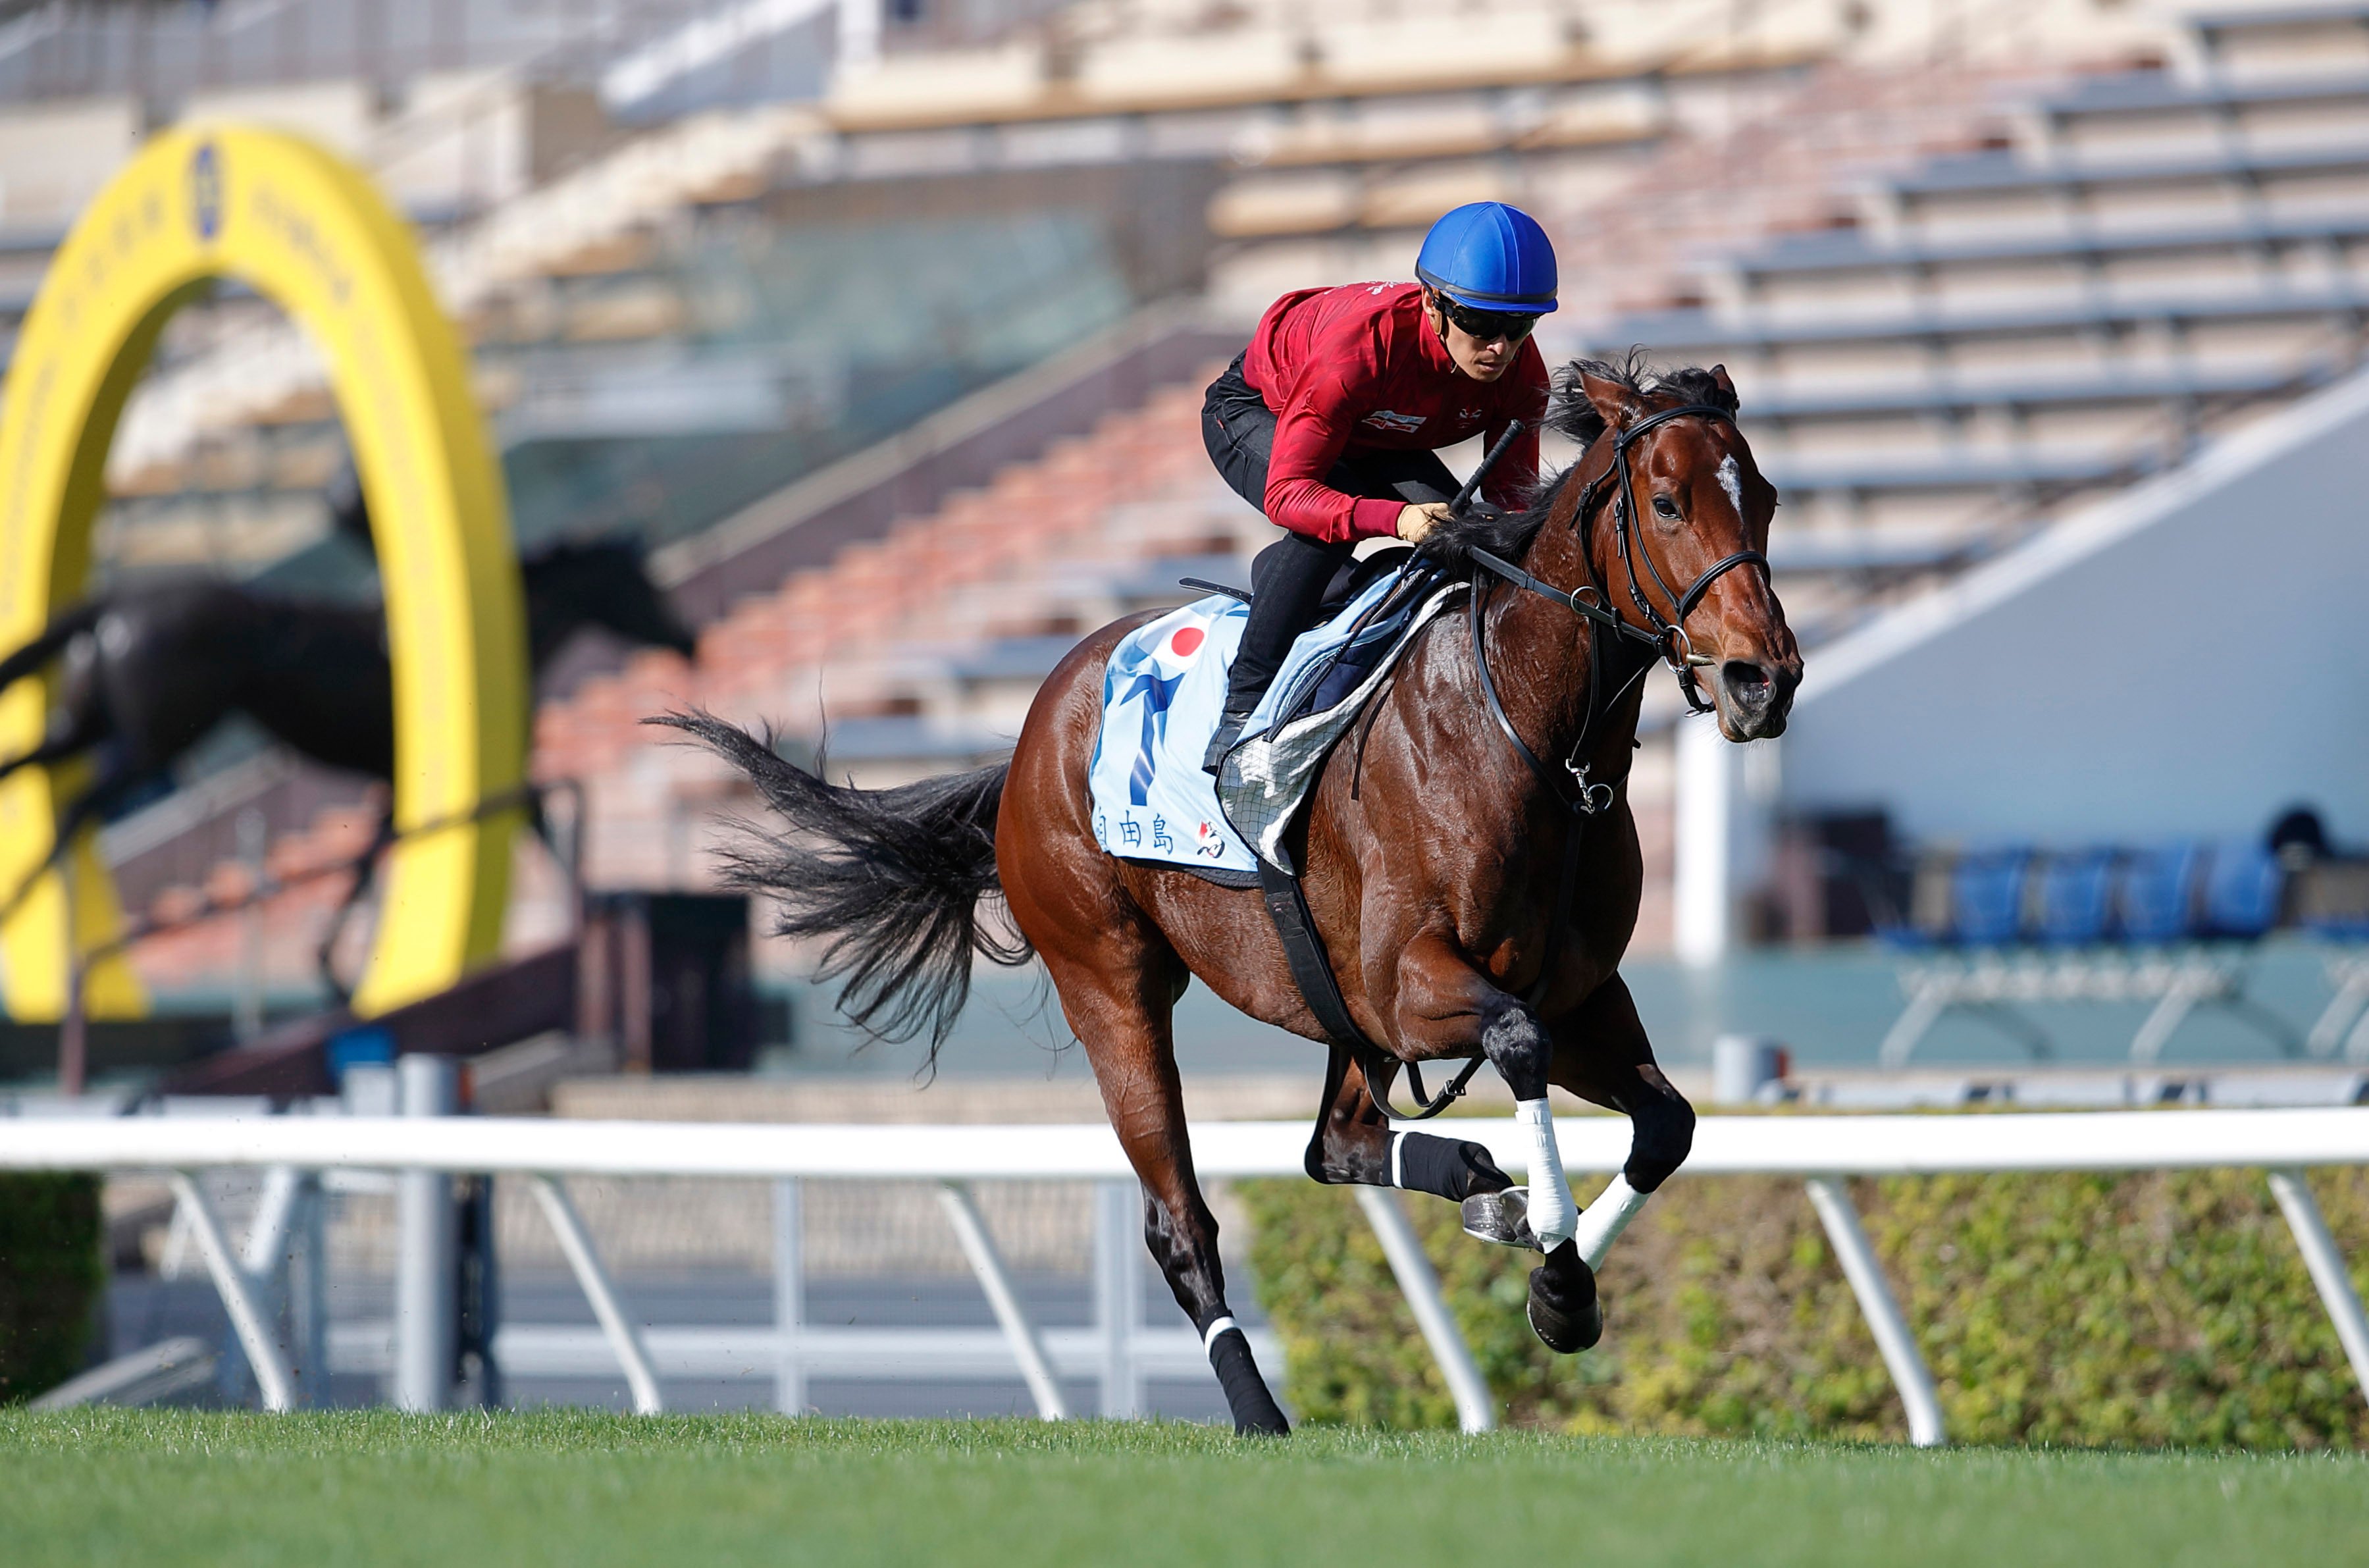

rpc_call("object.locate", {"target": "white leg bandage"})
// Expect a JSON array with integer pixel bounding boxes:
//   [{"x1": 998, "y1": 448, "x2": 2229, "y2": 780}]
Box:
[
  {"x1": 1388, "y1": 1131, "x2": 1406, "y2": 1189},
  {"x1": 1202, "y1": 1315, "x2": 1241, "y2": 1353},
  {"x1": 1515, "y1": 1097, "x2": 1576, "y2": 1250},
  {"x1": 1571, "y1": 1173, "x2": 1650, "y2": 1271}
]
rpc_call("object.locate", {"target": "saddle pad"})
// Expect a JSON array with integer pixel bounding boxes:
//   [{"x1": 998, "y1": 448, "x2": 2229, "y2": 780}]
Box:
[
  {"x1": 1089, "y1": 596, "x2": 1256, "y2": 874},
  {"x1": 1088, "y1": 565, "x2": 1457, "y2": 879}
]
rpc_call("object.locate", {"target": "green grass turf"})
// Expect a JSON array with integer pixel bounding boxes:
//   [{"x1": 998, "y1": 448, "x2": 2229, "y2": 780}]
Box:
[{"x1": 3, "y1": 1409, "x2": 2365, "y2": 1568}]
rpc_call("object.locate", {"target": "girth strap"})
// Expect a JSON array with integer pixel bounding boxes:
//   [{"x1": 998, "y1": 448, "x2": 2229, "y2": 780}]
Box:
[{"x1": 1258, "y1": 859, "x2": 1483, "y2": 1123}]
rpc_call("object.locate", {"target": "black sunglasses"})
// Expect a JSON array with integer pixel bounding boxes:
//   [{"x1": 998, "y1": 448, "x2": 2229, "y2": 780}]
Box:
[{"x1": 1435, "y1": 294, "x2": 1538, "y2": 345}]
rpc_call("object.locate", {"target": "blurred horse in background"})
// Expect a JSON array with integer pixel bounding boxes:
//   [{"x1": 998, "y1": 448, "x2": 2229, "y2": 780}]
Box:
[{"x1": 0, "y1": 514, "x2": 694, "y2": 921}]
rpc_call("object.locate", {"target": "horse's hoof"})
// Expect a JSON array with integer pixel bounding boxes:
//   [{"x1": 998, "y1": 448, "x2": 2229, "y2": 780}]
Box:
[
  {"x1": 1526, "y1": 1245, "x2": 1602, "y2": 1355},
  {"x1": 1461, "y1": 1186, "x2": 1539, "y2": 1251},
  {"x1": 1209, "y1": 1322, "x2": 1291, "y2": 1436},
  {"x1": 1234, "y1": 1405, "x2": 1291, "y2": 1438}
]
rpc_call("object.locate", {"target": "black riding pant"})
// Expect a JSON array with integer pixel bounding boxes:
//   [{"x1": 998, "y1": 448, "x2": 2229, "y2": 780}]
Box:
[{"x1": 1201, "y1": 355, "x2": 1459, "y2": 714}]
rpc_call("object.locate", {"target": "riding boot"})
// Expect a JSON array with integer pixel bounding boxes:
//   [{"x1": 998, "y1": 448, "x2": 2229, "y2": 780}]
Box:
[
  {"x1": 1204, "y1": 531, "x2": 1353, "y2": 774},
  {"x1": 1201, "y1": 704, "x2": 1257, "y2": 774}
]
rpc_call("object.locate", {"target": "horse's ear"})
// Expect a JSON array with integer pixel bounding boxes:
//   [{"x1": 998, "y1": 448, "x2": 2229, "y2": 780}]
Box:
[
  {"x1": 1707, "y1": 363, "x2": 1740, "y2": 412},
  {"x1": 1576, "y1": 369, "x2": 1644, "y2": 435}
]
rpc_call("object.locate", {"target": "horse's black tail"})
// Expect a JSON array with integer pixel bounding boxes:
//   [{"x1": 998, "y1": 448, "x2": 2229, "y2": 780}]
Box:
[
  {"x1": 0, "y1": 600, "x2": 103, "y2": 699},
  {"x1": 648, "y1": 711, "x2": 1031, "y2": 1058}
]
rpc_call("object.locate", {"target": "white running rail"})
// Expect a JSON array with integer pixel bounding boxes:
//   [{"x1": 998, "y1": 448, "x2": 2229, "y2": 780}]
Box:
[{"x1": 11, "y1": 1107, "x2": 2369, "y2": 1442}]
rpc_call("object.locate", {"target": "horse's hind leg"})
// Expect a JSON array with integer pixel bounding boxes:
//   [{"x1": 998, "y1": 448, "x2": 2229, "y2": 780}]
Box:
[
  {"x1": 1040, "y1": 942, "x2": 1291, "y2": 1436},
  {"x1": 1303, "y1": 1051, "x2": 1528, "y2": 1245}
]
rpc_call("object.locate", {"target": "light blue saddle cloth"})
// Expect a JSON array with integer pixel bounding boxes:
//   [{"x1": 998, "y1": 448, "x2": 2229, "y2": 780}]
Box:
[{"x1": 1087, "y1": 567, "x2": 1460, "y2": 879}]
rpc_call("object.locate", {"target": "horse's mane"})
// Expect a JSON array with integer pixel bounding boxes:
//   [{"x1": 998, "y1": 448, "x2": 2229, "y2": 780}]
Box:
[{"x1": 1423, "y1": 350, "x2": 1739, "y2": 567}]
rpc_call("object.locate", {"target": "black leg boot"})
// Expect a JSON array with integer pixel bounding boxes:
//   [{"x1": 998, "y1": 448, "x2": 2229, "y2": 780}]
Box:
[{"x1": 1201, "y1": 704, "x2": 1256, "y2": 773}]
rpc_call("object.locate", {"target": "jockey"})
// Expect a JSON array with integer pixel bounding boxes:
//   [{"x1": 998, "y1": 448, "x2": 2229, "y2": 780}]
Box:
[{"x1": 1201, "y1": 199, "x2": 1555, "y2": 771}]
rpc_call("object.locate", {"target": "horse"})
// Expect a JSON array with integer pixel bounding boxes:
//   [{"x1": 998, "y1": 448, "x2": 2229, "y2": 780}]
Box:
[
  {"x1": 662, "y1": 356, "x2": 1802, "y2": 1434},
  {"x1": 0, "y1": 535, "x2": 696, "y2": 918}
]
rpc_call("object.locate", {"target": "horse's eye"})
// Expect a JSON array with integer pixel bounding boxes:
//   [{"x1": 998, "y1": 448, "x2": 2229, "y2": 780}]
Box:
[{"x1": 1652, "y1": 494, "x2": 1680, "y2": 519}]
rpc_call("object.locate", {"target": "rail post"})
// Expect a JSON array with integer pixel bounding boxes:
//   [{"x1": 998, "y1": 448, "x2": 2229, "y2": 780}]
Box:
[
  {"x1": 773, "y1": 1177, "x2": 806, "y2": 1415},
  {"x1": 1093, "y1": 1180, "x2": 1141, "y2": 1418},
  {"x1": 529, "y1": 1174, "x2": 664, "y2": 1415},
  {"x1": 167, "y1": 1172, "x2": 296, "y2": 1412},
  {"x1": 228, "y1": 1163, "x2": 303, "y2": 1407},
  {"x1": 293, "y1": 1173, "x2": 329, "y2": 1407},
  {"x1": 1805, "y1": 1176, "x2": 1946, "y2": 1447},
  {"x1": 393, "y1": 1055, "x2": 459, "y2": 1412},
  {"x1": 2266, "y1": 1169, "x2": 2369, "y2": 1398},
  {"x1": 1355, "y1": 1187, "x2": 1495, "y2": 1432},
  {"x1": 939, "y1": 1182, "x2": 1068, "y2": 1420}
]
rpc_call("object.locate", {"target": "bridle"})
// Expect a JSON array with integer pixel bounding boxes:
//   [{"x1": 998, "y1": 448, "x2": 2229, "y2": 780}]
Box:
[
  {"x1": 1471, "y1": 400, "x2": 1770, "y2": 734},
  {"x1": 1464, "y1": 400, "x2": 1770, "y2": 825}
]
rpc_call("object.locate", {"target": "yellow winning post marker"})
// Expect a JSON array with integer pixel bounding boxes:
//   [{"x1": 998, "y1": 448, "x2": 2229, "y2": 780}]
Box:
[{"x1": 0, "y1": 126, "x2": 527, "y2": 1028}]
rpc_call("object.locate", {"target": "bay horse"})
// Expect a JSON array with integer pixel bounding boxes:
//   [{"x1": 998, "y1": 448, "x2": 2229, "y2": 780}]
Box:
[
  {"x1": 664, "y1": 357, "x2": 1802, "y2": 1433},
  {"x1": 0, "y1": 536, "x2": 696, "y2": 918}
]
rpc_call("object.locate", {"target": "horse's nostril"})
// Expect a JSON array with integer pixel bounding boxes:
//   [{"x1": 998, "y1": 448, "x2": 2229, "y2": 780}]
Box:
[{"x1": 1721, "y1": 660, "x2": 1773, "y2": 707}]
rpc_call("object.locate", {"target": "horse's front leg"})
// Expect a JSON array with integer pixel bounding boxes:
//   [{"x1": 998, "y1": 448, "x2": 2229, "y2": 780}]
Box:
[
  {"x1": 1389, "y1": 933, "x2": 1578, "y2": 1243},
  {"x1": 1301, "y1": 1041, "x2": 1524, "y2": 1234},
  {"x1": 1546, "y1": 972, "x2": 1697, "y2": 1321},
  {"x1": 1385, "y1": 933, "x2": 1608, "y2": 1360}
]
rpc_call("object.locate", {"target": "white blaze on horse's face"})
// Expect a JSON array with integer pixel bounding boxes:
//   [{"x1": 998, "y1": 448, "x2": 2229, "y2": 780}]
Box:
[{"x1": 1715, "y1": 454, "x2": 1745, "y2": 529}]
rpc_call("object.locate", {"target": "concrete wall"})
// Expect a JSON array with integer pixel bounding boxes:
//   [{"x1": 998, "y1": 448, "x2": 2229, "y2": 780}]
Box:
[{"x1": 1777, "y1": 366, "x2": 2369, "y2": 849}]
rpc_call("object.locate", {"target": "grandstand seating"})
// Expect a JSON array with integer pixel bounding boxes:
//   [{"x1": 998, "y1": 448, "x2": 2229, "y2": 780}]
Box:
[
  {"x1": 45, "y1": 1, "x2": 2155, "y2": 579},
  {"x1": 93, "y1": 101, "x2": 840, "y2": 571},
  {"x1": 1572, "y1": 5, "x2": 2369, "y2": 647},
  {"x1": 1873, "y1": 841, "x2": 2305, "y2": 1066}
]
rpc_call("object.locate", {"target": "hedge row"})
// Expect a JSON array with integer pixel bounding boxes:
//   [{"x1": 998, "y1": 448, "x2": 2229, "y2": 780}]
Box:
[
  {"x1": 1241, "y1": 1164, "x2": 2369, "y2": 1448},
  {"x1": 0, "y1": 1173, "x2": 103, "y2": 1403}
]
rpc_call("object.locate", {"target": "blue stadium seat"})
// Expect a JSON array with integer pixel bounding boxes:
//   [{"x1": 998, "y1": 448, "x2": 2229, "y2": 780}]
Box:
[
  {"x1": 1871, "y1": 852, "x2": 1952, "y2": 950},
  {"x1": 1950, "y1": 849, "x2": 2032, "y2": 947},
  {"x1": 2202, "y1": 842, "x2": 2285, "y2": 939},
  {"x1": 2033, "y1": 850, "x2": 2116, "y2": 946},
  {"x1": 2118, "y1": 842, "x2": 2205, "y2": 945},
  {"x1": 1873, "y1": 905, "x2": 1939, "y2": 951}
]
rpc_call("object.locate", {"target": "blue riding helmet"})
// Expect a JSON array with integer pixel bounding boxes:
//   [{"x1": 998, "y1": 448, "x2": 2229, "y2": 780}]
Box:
[{"x1": 1414, "y1": 201, "x2": 1559, "y2": 315}]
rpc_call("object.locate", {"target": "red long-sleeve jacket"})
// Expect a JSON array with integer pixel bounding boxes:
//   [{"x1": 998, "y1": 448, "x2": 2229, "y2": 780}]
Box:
[{"x1": 1242, "y1": 281, "x2": 1549, "y2": 544}]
